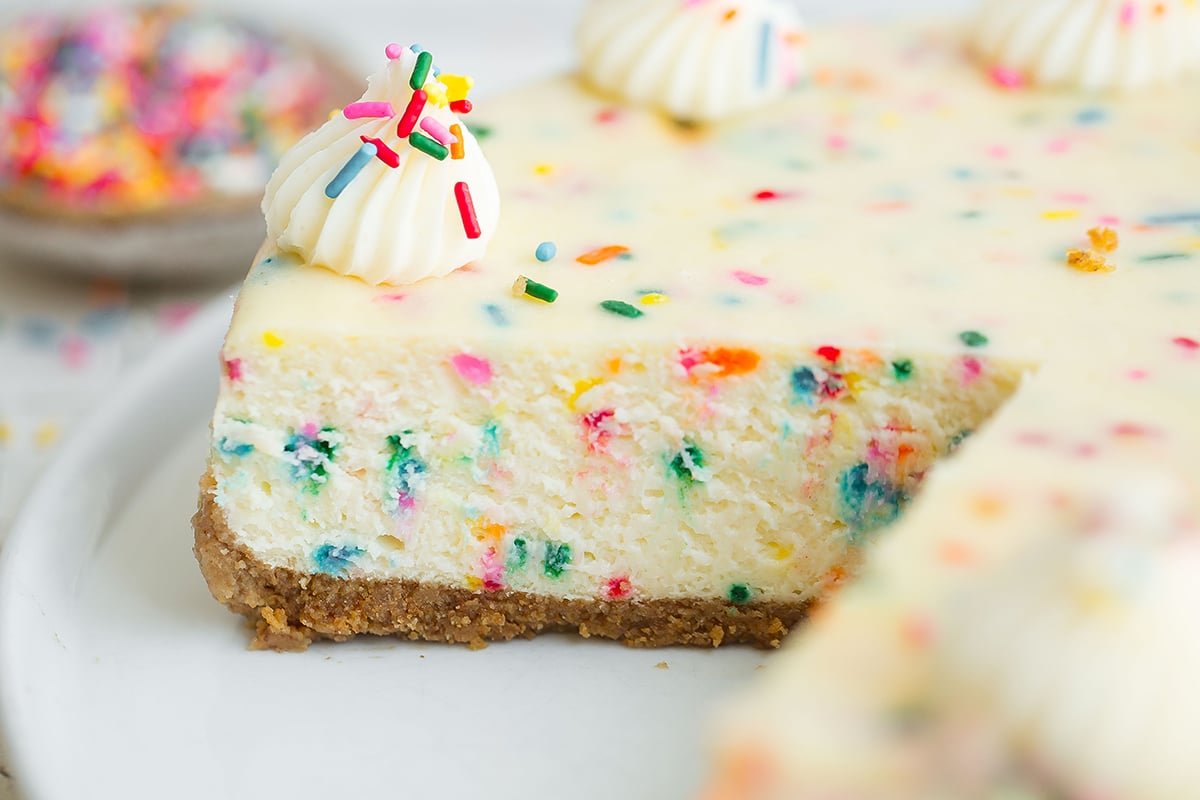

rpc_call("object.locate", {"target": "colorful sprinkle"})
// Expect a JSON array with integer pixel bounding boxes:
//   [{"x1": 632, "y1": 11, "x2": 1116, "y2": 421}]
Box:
[
  {"x1": 543, "y1": 542, "x2": 572, "y2": 578},
  {"x1": 450, "y1": 99, "x2": 473, "y2": 115},
  {"x1": 578, "y1": 245, "x2": 630, "y2": 265},
  {"x1": 454, "y1": 181, "x2": 481, "y2": 239},
  {"x1": 325, "y1": 142, "x2": 377, "y2": 199},
  {"x1": 605, "y1": 576, "x2": 634, "y2": 600},
  {"x1": 959, "y1": 330, "x2": 989, "y2": 348},
  {"x1": 343, "y1": 101, "x2": 394, "y2": 119},
  {"x1": 535, "y1": 241, "x2": 558, "y2": 262},
  {"x1": 217, "y1": 438, "x2": 254, "y2": 458},
  {"x1": 397, "y1": 89, "x2": 427, "y2": 137},
  {"x1": 757, "y1": 22, "x2": 772, "y2": 87},
  {"x1": 449, "y1": 352, "x2": 493, "y2": 385},
  {"x1": 892, "y1": 359, "x2": 914, "y2": 381},
  {"x1": 263, "y1": 331, "x2": 285, "y2": 348},
  {"x1": 360, "y1": 135, "x2": 400, "y2": 168},
  {"x1": 385, "y1": 432, "x2": 427, "y2": 514},
  {"x1": 728, "y1": 584, "x2": 753, "y2": 605},
  {"x1": 440, "y1": 74, "x2": 474, "y2": 102},
  {"x1": 409, "y1": 132, "x2": 449, "y2": 160},
  {"x1": 385, "y1": 42, "x2": 404, "y2": 59},
  {"x1": 284, "y1": 427, "x2": 338, "y2": 493},
  {"x1": 312, "y1": 544, "x2": 363, "y2": 577},
  {"x1": 600, "y1": 300, "x2": 644, "y2": 318},
  {"x1": 989, "y1": 64, "x2": 1025, "y2": 90},
  {"x1": 506, "y1": 538, "x2": 528, "y2": 573},
  {"x1": 669, "y1": 441, "x2": 707, "y2": 486},
  {"x1": 838, "y1": 463, "x2": 906, "y2": 542},
  {"x1": 732, "y1": 270, "x2": 769, "y2": 286},
  {"x1": 410, "y1": 50, "x2": 433, "y2": 90},
  {"x1": 513, "y1": 275, "x2": 559, "y2": 304},
  {"x1": 449, "y1": 124, "x2": 465, "y2": 160},
  {"x1": 420, "y1": 116, "x2": 458, "y2": 146}
]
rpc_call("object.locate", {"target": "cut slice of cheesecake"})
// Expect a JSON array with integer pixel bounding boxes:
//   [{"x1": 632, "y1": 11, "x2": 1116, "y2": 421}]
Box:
[{"x1": 190, "y1": 29, "x2": 1045, "y2": 650}]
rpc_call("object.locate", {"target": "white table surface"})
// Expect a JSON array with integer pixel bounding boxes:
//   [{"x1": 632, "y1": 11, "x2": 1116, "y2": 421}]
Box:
[{"x1": 0, "y1": 1, "x2": 973, "y2": 796}]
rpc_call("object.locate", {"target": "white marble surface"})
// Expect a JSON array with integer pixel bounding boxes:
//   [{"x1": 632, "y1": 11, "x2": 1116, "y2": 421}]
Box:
[{"x1": 0, "y1": 1, "x2": 974, "y2": 797}]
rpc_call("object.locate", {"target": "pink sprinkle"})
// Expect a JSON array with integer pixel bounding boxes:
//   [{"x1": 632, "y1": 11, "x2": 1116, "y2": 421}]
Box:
[
  {"x1": 1098, "y1": 215, "x2": 1121, "y2": 226},
  {"x1": 1113, "y1": 422, "x2": 1157, "y2": 438},
  {"x1": 223, "y1": 357, "x2": 243, "y2": 382},
  {"x1": 732, "y1": 270, "x2": 769, "y2": 286},
  {"x1": 376, "y1": 292, "x2": 407, "y2": 303},
  {"x1": 1053, "y1": 192, "x2": 1090, "y2": 205},
  {"x1": 1120, "y1": 2, "x2": 1137, "y2": 26},
  {"x1": 1046, "y1": 138, "x2": 1073, "y2": 154},
  {"x1": 419, "y1": 116, "x2": 458, "y2": 146},
  {"x1": 479, "y1": 547, "x2": 505, "y2": 592},
  {"x1": 959, "y1": 356, "x2": 983, "y2": 385},
  {"x1": 826, "y1": 134, "x2": 849, "y2": 151},
  {"x1": 301, "y1": 422, "x2": 320, "y2": 438},
  {"x1": 989, "y1": 65, "x2": 1026, "y2": 90},
  {"x1": 1127, "y1": 368, "x2": 1149, "y2": 381},
  {"x1": 450, "y1": 353, "x2": 493, "y2": 385},
  {"x1": 986, "y1": 145, "x2": 1010, "y2": 160},
  {"x1": 385, "y1": 42, "x2": 404, "y2": 59},
  {"x1": 344, "y1": 101, "x2": 394, "y2": 119},
  {"x1": 62, "y1": 336, "x2": 90, "y2": 369},
  {"x1": 604, "y1": 576, "x2": 634, "y2": 600},
  {"x1": 1015, "y1": 431, "x2": 1051, "y2": 447}
]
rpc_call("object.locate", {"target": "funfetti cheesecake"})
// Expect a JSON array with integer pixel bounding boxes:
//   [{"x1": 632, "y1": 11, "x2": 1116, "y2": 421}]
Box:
[{"x1": 196, "y1": 0, "x2": 1198, "y2": 695}]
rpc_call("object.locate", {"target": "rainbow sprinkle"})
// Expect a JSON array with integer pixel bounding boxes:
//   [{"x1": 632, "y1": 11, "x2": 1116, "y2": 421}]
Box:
[
  {"x1": 513, "y1": 276, "x2": 559, "y2": 303},
  {"x1": 455, "y1": 182, "x2": 481, "y2": 239},
  {"x1": 344, "y1": 101, "x2": 394, "y2": 119},
  {"x1": 325, "y1": 142, "x2": 377, "y2": 198}
]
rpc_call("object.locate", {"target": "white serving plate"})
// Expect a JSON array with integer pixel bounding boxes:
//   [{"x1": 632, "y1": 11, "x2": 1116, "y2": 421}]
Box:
[{"x1": 0, "y1": 296, "x2": 768, "y2": 800}]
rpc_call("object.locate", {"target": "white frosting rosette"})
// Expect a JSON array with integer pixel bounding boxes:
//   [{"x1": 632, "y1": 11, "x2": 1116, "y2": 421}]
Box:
[
  {"x1": 972, "y1": 0, "x2": 1200, "y2": 91},
  {"x1": 264, "y1": 47, "x2": 499, "y2": 286},
  {"x1": 578, "y1": 0, "x2": 805, "y2": 123}
]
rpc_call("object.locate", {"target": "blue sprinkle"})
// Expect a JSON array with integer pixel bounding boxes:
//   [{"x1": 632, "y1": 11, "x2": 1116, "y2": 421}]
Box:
[
  {"x1": 535, "y1": 241, "x2": 557, "y2": 262},
  {"x1": 217, "y1": 438, "x2": 255, "y2": 458},
  {"x1": 1075, "y1": 107, "x2": 1108, "y2": 125},
  {"x1": 325, "y1": 142, "x2": 378, "y2": 199},
  {"x1": 790, "y1": 367, "x2": 819, "y2": 405},
  {"x1": 838, "y1": 463, "x2": 906, "y2": 543},
  {"x1": 409, "y1": 43, "x2": 423, "y2": 52},
  {"x1": 483, "y1": 304, "x2": 509, "y2": 327},
  {"x1": 717, "y1": 294, "x2": 744, "y2": 306},
  {"x1": 951, "y1": 167, "x2": 975, "y2": 181},
  {"x1": 80, "y1": 307, "x2": 124, "y2": 336},
  {"x1": 312, "y1": 543, "x2": 364, "y2": 577},
  {"x1": 1144, "y1": 212, "x2": 1200, "y2": 226},
  {"x1": 19, "y1": 317, "x2": 58, "y2": 347},
  {"x1": 758, "y1": 21, "x2": 772, "y2": 87}
]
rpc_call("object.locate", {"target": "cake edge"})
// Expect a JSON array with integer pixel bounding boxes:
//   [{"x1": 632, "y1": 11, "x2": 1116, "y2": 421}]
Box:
[{"x1": 192, "y1": 470, "x2": 811, "y2": 651}]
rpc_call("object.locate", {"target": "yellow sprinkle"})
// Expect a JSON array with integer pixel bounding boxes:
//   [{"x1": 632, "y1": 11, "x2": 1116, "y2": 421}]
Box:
[
  {"x1": 1042, "y1": 209, "x2": 1080, "y2": 220},
  {"x1": 1184, "y1": 236, "x2": 1200, "y2": 251},
  {"x1": 327, "y1": 108, "x2": 340, "y2": 121},
  {"x1": 465, "y1": 575, "x2": 483, "y2": 591},
  {"x1": 766, "y1": 542, "x2": 792, "y2": 561},
  {"x1": 439, "y1": 74, "x2": 474, "y2": 102},
  {"x1": 0, "y1": 421, "x2": 10, "y2": 445},
  {"x1": 1002, "y1": 187, "x2": 1036, "y2": 198},
  {"x1": 34, "y1": 422, "x2": 60, "y2": 449},
  {"x1": 425, "y1": 84, "x2": 448, "y2": 108},
  {"x1": 879, "y1": 112, "x2": 902, "y2": 128},
  {"x1": 263, "y1": 331, "x2": 285, "y2": 348},
  {"x1": 640, "y1": 293, "x2": 669, "y2": 305},
  {"x1": 533, "y1": 163, "x2": 555, "y2": 176},
  {"x1": 567, "y1": 377, "x2": 603, "y2": 411},
  {"x1": 843, "y1": 372, "x2": 866, "y2": 394}
]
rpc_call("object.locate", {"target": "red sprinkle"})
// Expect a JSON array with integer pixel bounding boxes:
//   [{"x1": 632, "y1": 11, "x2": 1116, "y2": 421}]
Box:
[
  {"x1": 816, "y1": 345, "x2": 841, "y2": 364},
  {"x1": 360, "y1": 135, "x2": 400, "y2": 168},
  {"x1": 449, "y1": 98, "x2": 473, "y2": 114},
  {"x1": 397, "y1": 89, "x2": 427, "y2": 138},
  {"x1": 604, "y1": 576, "x2": 634, "y2": 600},
  {"x1": 454, "y1": 181, "x2": 481, "y2": 239},
  {"x1": 1173, "y1": 336, "x2": 1200, "y2": 351}
]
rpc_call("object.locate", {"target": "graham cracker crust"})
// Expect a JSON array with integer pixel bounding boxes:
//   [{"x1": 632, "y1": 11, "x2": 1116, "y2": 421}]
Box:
[{"x1": 192, "y1": 472, "x2": 811, "y2": 651}]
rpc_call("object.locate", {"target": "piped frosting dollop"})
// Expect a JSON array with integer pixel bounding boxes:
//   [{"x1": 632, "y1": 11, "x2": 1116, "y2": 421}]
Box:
[
  {"x1": 972, "y1": 0, "x2": 1200, "y2": 91},
  {"x1": 578, "y1": 0, "x2": 805, "y2": 123},
  {"x1": 263, "y1": 46, "x2": 499, "y2": 286}
]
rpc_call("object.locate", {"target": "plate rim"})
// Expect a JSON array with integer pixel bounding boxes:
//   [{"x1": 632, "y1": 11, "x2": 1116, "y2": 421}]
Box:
[{"x1": 0, "y1": 292, "x2": 235, "y2": 799}]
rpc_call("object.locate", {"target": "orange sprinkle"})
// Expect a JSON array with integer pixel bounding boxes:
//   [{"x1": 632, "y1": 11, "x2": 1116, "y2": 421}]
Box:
[
  {"x1": 723, "y1": 8, "x2": 738, "y2": 21},
  {"x1": 472, "y1": 518, "x2": 507, "y2": 544},
  {"x1": 970, "y1": 493, "x2": 1007, "y2": 519},
  {"x1": 821, "y1": 566, "x2": 847, "y2": 592},
  {"x1": 705, "y1": 347, "x2": 761, "y2": 377},
  {"x1": 939, "y1": 539, "x2": 975, "y2": 565},
  {"x1": 449, "y1": 124, "x2": 464, "y2": 160},
  {"x1": 902, "y1": 615, "x2": 933, "y2": 648},
  {"x1": 606, "y1": 356, "x2": 623, "y2": 374},
  {"x1": 577, "y1": 245, "x2": 629, "y2": 265}
]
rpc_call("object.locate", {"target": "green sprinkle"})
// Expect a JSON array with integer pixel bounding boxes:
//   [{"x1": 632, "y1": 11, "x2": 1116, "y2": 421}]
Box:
[
  {"x1": 891, "y1": 359, "x2": 914, "y2": 381},
  {"x1": 469, "y1": 124, "x2": 493, "y2": 139},
  {"x1": 410, "y1": 50, "x2": 433, "y2": 90},
  {"x1": 959, "y1": 330, "x2": 989, "y2": 348},
  {"x1": 506, "y1": 538, "x2": 528, "y2": 573},
  {"x1": 543, "y1": 541, "x2": 571, "y2": 578},
  {"x1": 1138, "y1": 253, "x2": 1191, "y2": 263},
  {"x1": 513, "y1": 275, "x2": 558, "y2": 303},
  {"x1": 600, "y1": 300, "x2": 643, "y2": 318},
  {"x1": 408, "y1": 132, "x2": 449, "y2": 160},
  {"x1": 669, "y1": 441, "x2": 706, "y2": 486},
  {"x1": 728, "y1": 584, "x2": 752, "y2": 605}
]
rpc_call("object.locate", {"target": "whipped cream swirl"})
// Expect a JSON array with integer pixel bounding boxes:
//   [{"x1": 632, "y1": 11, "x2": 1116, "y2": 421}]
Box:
[
  {"x1": 264, "y1": 48, "x2": 499, "y2": 286},
  {"x1": 578, "y1": 0, "x2": 805, "y2": 123},
  {"x1": 972, "y1": 0, "x2": 1200, "y2": 91}
]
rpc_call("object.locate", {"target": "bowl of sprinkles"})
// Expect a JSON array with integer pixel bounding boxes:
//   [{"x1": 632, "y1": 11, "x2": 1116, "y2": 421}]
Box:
[{"x1": 0, "y1": 4, "x2": 359, "y2": 281}]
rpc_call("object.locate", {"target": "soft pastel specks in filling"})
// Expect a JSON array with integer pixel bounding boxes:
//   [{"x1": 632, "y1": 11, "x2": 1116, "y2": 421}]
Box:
[
  {"x1": 283, "y1": 425, "x2": 339, "y2": 494},
  {"x1": 312, "y1": 543, "x2": 364, "y2": 577},
  {"x1": 384, "y1": 432, "x2": 427, "y2": 516}
]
